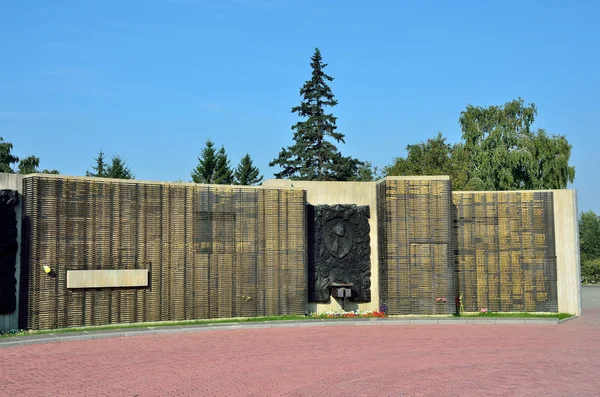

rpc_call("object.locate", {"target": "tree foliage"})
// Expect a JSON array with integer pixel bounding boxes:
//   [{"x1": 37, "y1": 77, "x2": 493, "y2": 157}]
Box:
[
  {"x1": 384, "y1": 99, "x2": 575, "y2": 191},
  {"x1": 270, "y1": 47, "x2": 363, "y2": 181},
  {"x1": 191, "y1": 140, "x2": 233, "y2": 184},
  {"x1": 212, "y1": 146, "x2": 234, "y2": 185},
  {"x1": 106, "y1": 155, "x2": 134, "y2": 179},
  {"x1": 383, "y1": 132, "x2": 463, "y2": 184},
  {"x1": 0, "y1": 137, "x2": 19, "y2": 173},
  {"x1": 86, "y1": 150, "x2": 107, "y2": 178},
  {"x1": 234, "y1": 154, "x2": 263, "y2": 185},
  {"x1": 459, "y1": 98, "x2": 575, "y2": 190},
  {"x1": 86, "y1": 150, "x2": 133, "y2": 179},
  {"x1": 349, "y1": 161, "x2": 381, "y2": 182},
  {"x1": 0, "y1": 137, "x2": 59, "y2": 174},
  {"x1": 18, "y1": 155, "x2": 60, "y2": 175},
  {"x1": 580, "y1": 210, "x2": 600, "y2": 263},
  {"x1": 191, "y1": 139, "x2": 217, "y2": 184},
  {"x1": 580, "y1": 210, "x2": 600, "y2": 284}
]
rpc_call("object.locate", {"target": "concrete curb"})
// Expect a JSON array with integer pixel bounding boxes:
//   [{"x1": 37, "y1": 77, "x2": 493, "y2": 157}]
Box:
[
  {"x1": 0, "y1": 317, "x2": 566, "y2": 348},
  {"x1": 558, "y1": 315, "x2": 578, "y2": 324}
]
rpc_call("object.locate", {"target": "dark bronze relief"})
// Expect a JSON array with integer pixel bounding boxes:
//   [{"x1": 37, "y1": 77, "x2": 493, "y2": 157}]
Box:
[
  {"x1": 0, "y1": 189, "x2": 19, "y2": 314},
  {"x1": 309, "y1": 204, "x2": 371, "y2": 302}
]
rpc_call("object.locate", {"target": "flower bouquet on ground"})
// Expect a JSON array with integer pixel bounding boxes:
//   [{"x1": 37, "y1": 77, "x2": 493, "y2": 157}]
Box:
[{"x1": 308, "y1": 309, "x2": 387, "y2": 319}]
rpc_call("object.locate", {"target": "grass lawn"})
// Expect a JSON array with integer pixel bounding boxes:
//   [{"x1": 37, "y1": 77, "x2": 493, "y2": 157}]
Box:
[
  {"x1": 459, "y1": 312, "x2": 573, "y2": 320},
  {"x1": 1, "y1": 312, "x2": 575, "y2": 338}
]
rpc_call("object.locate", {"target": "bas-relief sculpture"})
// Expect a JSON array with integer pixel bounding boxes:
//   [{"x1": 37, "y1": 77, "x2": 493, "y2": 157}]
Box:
[
  {"x1": 309, "y1": 204, "x2": 371, "y2": 302},
  {"x1": 0, "y1": 190, "x2": 18, "y2": 314}
]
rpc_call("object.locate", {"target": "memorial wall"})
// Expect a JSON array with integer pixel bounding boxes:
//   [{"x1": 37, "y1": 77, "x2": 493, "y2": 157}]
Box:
[
  {"x1": 0, "y1": 173, "x2": 582, "y2": 331},
  {"x1": 377, "y1": 177, "x2": 455, "y2": 315},
  {"x1": 453, "y1": 191, "x2": 558, "y2": 312},
  {"x1": 20, "y1": 175, "x2": 307, "y2": 330}
]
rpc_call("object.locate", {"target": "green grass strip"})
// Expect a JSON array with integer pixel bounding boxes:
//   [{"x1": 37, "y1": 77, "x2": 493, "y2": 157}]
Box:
[
  {"x1": 1, "y1": 312, "x2": 575, "y2": 339},
  {"x1": 459, "y1": 312, "x2": 572, "y2": 320}
]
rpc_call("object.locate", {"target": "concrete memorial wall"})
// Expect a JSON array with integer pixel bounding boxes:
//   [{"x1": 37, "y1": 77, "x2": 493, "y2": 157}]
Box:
[
  {"x1": 0, "y1": 173, "x2": 582, "y2": 331},
  {"x1": 20, "y1": 175, "x2": 307, "y2": 330}
]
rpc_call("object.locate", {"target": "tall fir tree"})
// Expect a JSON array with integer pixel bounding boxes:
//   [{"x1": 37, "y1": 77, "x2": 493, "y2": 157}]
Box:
[
  {"x1": 270, "y1": 47, "x2": 362, "y2": 181},
  {"x1": 234, "y1": 154, "x2": 263, "y2": 185},
  {"x1": 86, "y1": 150, "x2": 108, "y2": 177},
  {"x1": 191, "y1": 139, "x2": 217, "y2": 183},
  {"x1": 86, "y1": 150, "x2": 133, "y2": 179},
  {"x1": 212, "y1": 146, "x2": 234, "y2": 184},
  {"x1": 105, "y1": 155, "x2": 134, "y2": 179}
]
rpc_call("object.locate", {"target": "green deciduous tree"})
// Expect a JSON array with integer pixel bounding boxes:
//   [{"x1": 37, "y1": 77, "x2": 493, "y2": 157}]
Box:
[
  {"x1": 383, "y1": 99, "x2": 575, "y2": 191},
  {"x1": 17, "y1": 155, "x2": 60, "y2": 175},
  {"x1": 348, "y1": 161, "x2": 381, "y2": 182},
  {"x1": 580, "y1": 210, "x2": 600, "y2": 284},
  {"x1": 384, "y1": 132, "x2": 456, "y2": 176},
  {"x1": 191, "y1": 139, "x2": 217, "y2": 184},
  {"x1": 212, "y1": 146, "x2": 234, "y2": 185},
  {"x1": 234, "y1": 154, "x2": 263, "y2": 185},
  {"x1": 580, "y1": 210, "x2": 600, "y2": 263},
  {"x1": 270, "y1": 47, "x2": 363, "y2": 181},
  {"x1": 1, "y1": 137, "x2": 59, "y2": 174},
  {"x1": 524, "y1": 129, "x2": 575, "y2": 190},
  {"x1": 459, "y1": 98, "x2": 575, "y2": 190},
  {"x1": 0, "y1": 137, "x2": 19, "y2": 173}
]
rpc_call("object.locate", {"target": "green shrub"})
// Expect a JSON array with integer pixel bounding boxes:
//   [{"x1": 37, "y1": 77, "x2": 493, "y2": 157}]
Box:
[{"x1": 581, "y1": 258, "x2": 600, "y2": 284}]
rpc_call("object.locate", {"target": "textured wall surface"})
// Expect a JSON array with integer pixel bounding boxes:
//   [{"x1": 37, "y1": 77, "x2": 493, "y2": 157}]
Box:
[
  {"x1": 262, "y1": 179, "x2": 379, "y2": 313},
  {"x1": 21, "y1": 175, "x2": 307, "y2": 330},
  {"x1": 377, "y1": 177, "x2": 455, "y2": 315},
  {"x1": 453, "y1": 191, "x2": 558, "y2": 312}
]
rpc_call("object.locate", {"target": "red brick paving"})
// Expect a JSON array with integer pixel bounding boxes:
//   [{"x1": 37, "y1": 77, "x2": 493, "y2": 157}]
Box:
[{"x1": 2, "y1": 313, "x2": 600, "y2": 396}]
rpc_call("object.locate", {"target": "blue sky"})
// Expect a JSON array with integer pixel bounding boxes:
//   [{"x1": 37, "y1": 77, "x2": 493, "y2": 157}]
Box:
[{"x1": 1, "y1": 0, "x2": 598, "y2": 213}]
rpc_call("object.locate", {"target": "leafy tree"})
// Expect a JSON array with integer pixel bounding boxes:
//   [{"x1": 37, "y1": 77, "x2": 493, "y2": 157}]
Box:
[
  {"x1": 580, "y1": 210, "x2": 600, "y2": 263},
  {"x1": 212, "y1": 146, "x2": 233, "y2": 185},
  {"x1": 384, "y1": 132, "x2": 455, "y2": 175},
  {"x1": 383, "y1": 99, "x2": 575, "y2": 191},
  {"x1": 234, "y1": 154, "x2": 263, "y2": 185},
  {"x1": 0, "y1": 137, "x2": 59, "y2": 174},
  {"x1": 347, "y1": 160, "x2": 380, "y2": 182},
  {"x1": 383, "y1": 133, "x2": 471, "y2": 189},
  {"x1": 105, "y1": 155, "x2": 134, "y2": 179},
  {"x1": 459, "y1": 98, "x2": 575, "y2": 190},
  {"x1": 524, "y1": 129, "x2": 575, "y2": 190},
  {"x1": 191, "y1": 139, "x2": 217, "y2": 184},
  {"x1": 86, "y1": 150, "x2": 108, "y2": 178},
  {"x1": 270, "y1": 47, "x2": 363, "y2": 181},
  {"x1": 0, "y1": 137, "x2": 19, "y2": 173},
  {"x1": 17, "y1": 155, "x2": 59, "y2": 175}
]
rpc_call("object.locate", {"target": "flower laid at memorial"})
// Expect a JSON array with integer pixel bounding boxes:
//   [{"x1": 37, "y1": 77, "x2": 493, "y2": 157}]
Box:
[{"x1": 308, "y1": 310, "x2": 387, "y2": 319}]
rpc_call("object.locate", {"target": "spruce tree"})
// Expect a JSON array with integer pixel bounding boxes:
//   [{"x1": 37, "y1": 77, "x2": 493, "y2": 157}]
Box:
[
  {"x1": 86, "y1": 150, "x2": 107, "y2": 177},
  {"x1": 234, "y1": 154, "x2": 263, "y2": 185},
  {"x1": 212, "y1": 146, "x2": 233, "y2": 184},
  {"x1": 105, "y1": 155, "x2": 134, "y2": 179},
  {"x1": 269, "y1": 47, "x2": 362, "y2": 181},
  {"x1": 191, "y1": 139, "x2": 217, "y2": 183}
]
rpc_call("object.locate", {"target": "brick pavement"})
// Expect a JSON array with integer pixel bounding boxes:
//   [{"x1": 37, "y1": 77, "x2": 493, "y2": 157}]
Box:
[{"x1": 1, "y1": 311, "x2": 599, "y2": 397}]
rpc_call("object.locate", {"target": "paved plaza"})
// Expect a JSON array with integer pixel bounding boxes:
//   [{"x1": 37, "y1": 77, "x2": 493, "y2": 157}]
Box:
[{"x1": 2, "y1": 288, "x2": 599, "y2": 396}]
